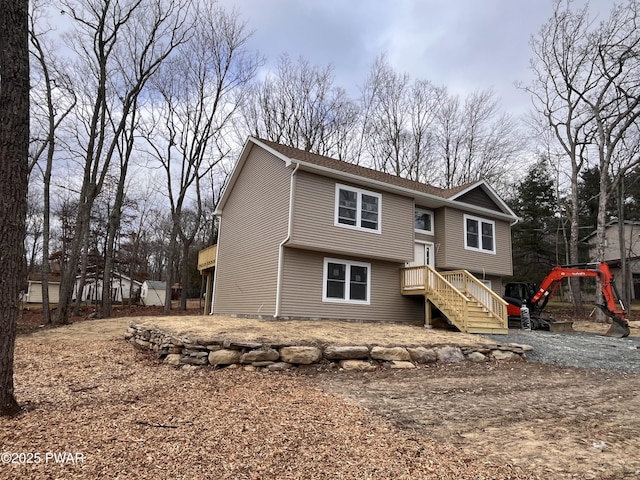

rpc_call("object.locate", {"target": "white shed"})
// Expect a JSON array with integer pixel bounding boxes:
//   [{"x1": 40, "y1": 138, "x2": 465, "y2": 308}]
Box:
[
  {"x1": 73, "y1": 272, "x2": 142, "y2": 304},
  {"x1": 23, "y1": 279, "x2": 61, "y2": 304},
  {"x1": 141, "y1": 280, "x2": 166, "y2": 306}
]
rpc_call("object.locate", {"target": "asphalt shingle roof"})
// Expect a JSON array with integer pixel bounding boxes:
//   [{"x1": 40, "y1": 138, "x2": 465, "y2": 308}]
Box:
[{"x1": 256, "y1": 138, "x2": 473, "y2": 200}]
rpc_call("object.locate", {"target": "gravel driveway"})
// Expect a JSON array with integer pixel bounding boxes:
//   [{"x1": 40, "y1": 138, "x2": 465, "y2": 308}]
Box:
[{"x1": 489, "y1": 329, "x2": 640, "y2": 373}]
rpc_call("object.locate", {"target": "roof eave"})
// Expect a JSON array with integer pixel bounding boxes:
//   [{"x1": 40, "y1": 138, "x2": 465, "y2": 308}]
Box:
[
  {"x1": 291, "y1": 159, "x2": 517, "y2": 222},
  {"x1": 216, "y1": 138, "x2": 517, "y2": 222}
]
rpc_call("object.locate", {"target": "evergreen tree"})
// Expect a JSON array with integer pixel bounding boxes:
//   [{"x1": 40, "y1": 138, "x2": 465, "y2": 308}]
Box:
[{"x1": 508, "y1": 158, "x2": 561, "y2": 283}]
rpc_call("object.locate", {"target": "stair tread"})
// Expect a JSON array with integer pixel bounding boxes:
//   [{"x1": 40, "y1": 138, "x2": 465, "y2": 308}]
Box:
[{"x1": 418, "y1": 283, "x2": 508, "y2": 335}]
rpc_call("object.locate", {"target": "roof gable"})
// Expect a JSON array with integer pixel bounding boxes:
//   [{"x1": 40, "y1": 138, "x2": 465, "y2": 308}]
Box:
[{"x1": 447, "y1": 180, "x2": 513, "y2": 215}]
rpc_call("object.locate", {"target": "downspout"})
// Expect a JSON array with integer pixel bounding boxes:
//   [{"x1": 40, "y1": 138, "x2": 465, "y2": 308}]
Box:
[
  {"x1": 210, "y1": 217, "x2": 221, "y2": 315},
  {"x1": 275, "y1": 162, "x2": 300, "y2": 318}
]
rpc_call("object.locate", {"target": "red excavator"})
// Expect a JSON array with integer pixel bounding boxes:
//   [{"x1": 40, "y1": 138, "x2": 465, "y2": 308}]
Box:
[{"x1": 503, "y1": 262, "x2": 630, "y2": 338}]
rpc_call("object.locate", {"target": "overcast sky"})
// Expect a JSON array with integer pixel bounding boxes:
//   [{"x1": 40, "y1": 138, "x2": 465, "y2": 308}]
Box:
[{"x1": 219, "y1": 0, "x2": 611, "y2": 116}]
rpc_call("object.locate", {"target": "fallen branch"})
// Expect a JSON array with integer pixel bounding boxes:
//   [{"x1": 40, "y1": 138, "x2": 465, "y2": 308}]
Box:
[
  {"x1": 70, "y1": 385, "x2": 100, "y2": 393},
  {"x1": 135, "y1": 420, "x2": 178, "y2": 429}
]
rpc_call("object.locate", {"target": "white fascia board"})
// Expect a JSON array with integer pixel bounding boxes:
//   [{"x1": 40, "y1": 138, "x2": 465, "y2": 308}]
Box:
[
  {"x1": 249, "y1": 137, "x2": 294, "y2": 166},
  {"x1": 292, "y1": 160, "x2": 518, "y2": 223},
  {"x1": 216, "y1": 137, "x2": 516, "y2": 223},
  {"x1": 448, "y1": 180, "x2": 517, "y2": 219},
  {"x1": 214, "y1": 137, "x2": 294, "y2": 215}
]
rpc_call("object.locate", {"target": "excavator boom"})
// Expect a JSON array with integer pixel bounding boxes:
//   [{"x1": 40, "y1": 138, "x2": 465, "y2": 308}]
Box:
[{"x1": 505, "y1": 262, "x2": 630, "y2": 337}]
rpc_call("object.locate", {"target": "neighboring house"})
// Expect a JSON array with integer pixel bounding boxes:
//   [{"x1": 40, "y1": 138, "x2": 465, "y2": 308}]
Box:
[
  {"x1": 73, "y1": 271, "x2": 142, "y2": 304},
  {"x1": 22, "y1": 273, "x2": 61, "y2": 304},
  {"x1": 141, "y1": 280, "x2": 167, "y2": 306},
  {"x1": 210, "y1": 137, "x2": 518, "y2": 334},
  {"x1": 586, "y1": 220, "x2": 640, "y2": 300}
]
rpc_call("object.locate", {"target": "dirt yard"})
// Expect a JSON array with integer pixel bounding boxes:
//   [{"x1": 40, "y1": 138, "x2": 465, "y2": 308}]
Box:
[
  {"x1": 307, "y1": 362, "x2": 640, "y2": 480},
  {"x1": 3, "y1": 308, "x2": 640, "y2": 479}
]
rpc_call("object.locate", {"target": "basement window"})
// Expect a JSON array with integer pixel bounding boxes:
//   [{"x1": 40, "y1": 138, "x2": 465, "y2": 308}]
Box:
[{"x1": 323, "y1": 258, "x2": 371, "y2": 304}]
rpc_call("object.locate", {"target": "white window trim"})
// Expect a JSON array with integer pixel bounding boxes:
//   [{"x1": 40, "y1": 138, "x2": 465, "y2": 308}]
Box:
[
  {"x1": 414, "y1": 208, "x2": 434, "y2": 235},
  {"x1": 463, "y1": 214, "x2": 496, "y2": 254},
  {"x1": 334, "y1": 183, "x2": 382, "y2": 234},
  {"x1": 322, "y1": 257, "x2": 371, "y2": 305}
]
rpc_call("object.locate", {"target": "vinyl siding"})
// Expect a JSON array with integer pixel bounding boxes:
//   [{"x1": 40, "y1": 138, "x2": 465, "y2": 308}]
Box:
[
  {"x1": 25, "y1": 281, "x2": 60, "y2": 304},
  {"x1": 414, "y1": 232, "x2": 435, "y2": 243},
  {"x1": 434, "y1": 208, "x2": 447, "y2": 266},
  {"x1": 455, "y1": 188, "x2": 502, "y2": 212},
  {"x1": 213, "y1": 147, "x2": 291, "y2": 316},
  {"x1": 596, "y1": 224, "x2": 640, "y2": 262},
  {"x1": 280, "y1": 247, "x2": 424, "y2": 324},
  {"x1": 289, "y1": 170, "x2": 414, "y2": 262},
  {"x1": 435, "y1": 207, "x2": 513, "y2": 277}
]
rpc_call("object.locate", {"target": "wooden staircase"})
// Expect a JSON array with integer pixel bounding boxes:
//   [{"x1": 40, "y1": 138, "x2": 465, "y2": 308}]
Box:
[{"x1": 401, "y1": 265, "x2": 508, "y2": 334}]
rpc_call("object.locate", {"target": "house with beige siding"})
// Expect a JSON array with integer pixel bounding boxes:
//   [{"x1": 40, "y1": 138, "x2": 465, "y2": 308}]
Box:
[
  {"x1": 210, "y1": 137, "x2": 517, "y2": 334},
  {"x1": 586, "y1": 220, "x2": 640, "y2": 300}
]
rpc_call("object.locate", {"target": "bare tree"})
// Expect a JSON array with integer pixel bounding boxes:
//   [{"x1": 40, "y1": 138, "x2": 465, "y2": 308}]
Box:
[
  {"x1": 360, "y1": 56, "x2": 412, "y2": 176},
  {"x1": 434, "y1": 89, "x2": 520, "y2": 188},
  {"x1": 29, "y1": 1, "x2": 77, "y2": 323},
  {"x1": 24, "y1": 190, "x2": 44, "y2": 273},
  {"x1": 358, "y1": 55, "x2": 443, "y2": 181},
  {"x1": 142, "y1": 2, "x2": 259, "y2": 312},
  {"x1": 614, "y1": 133, "x2": 640, "y2": 304},
  {"x1": 407, "y1": 80, "x2": 443, "y2": 183},
  {"x1": 53, "y1": 0, "x2": 191, "y2": 324},
  {"x1": 240, "y1": 54, "x2": 358, "y2": 158},
  {"x1": 359, "y1": 56, "x2": 516, "y2": 188},
  {"x1": 0, "y1": 0, "x2": 29, "y2": 416},
  {"x1": 587, "y1": 2, "x2": 640, "y2": 264},
  {"x1": 525, "y1": 0, "x2": 640, "y2": 316}
]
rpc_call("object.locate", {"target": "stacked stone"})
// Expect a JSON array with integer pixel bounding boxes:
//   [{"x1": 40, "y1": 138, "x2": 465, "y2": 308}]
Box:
[{"x1": 125, "y1": 322, "x2": 532, "y2": 371}]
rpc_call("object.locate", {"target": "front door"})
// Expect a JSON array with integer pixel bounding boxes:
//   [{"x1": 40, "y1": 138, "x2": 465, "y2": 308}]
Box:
[{"x1": 409, "y1": 242, "x2": 434, "y2": 268}]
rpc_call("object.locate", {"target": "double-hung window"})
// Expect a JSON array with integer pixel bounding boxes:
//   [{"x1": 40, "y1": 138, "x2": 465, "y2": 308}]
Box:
[
  {"x1": 335, "y1": 184, "x2": 381, "y2": 233},
  {"x1": 464, "y1": 214, "x2": 495, "y2": 254},
  {"x1": 323, "y1": 258, "x2": 371, "y2": 304},
  {"x1": 414, "y1": 208, "x2": 434, "y2": 235}
]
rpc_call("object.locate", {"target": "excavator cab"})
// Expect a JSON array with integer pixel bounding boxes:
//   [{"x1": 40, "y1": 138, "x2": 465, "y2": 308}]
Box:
[{"x1": 504, "y1": 282, "x2": 537, "y2": 328}]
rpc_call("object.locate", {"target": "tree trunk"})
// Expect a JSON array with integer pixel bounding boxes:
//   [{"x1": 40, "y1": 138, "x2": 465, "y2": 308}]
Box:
[
  {"x1": 72, "y1": 218, "x2": 92, "y2": 317},
  {"x1": 568, "y1": 168, "x2": 584, "y2": 315},
  {"x1": 180, "y1": 239, "x2": 191, "y2": 311},
  {"x1": 164, "y1": 222, "x2": 180, "y2": 314},
  {"x1": 0, "y1": 0, "x2": 29, "y2": 416},
  {"x1": 40, "y1": 81, "x2": 56, "y2": 325},
  {"x1": 616, "y1": 182, "x2": 631, "y2": 307},
  {"x1": 101, "y1": 180, "x2": 127, "y2": 317}
]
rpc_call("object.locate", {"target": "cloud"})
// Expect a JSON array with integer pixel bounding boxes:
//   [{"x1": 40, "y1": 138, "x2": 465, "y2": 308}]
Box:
[{"x1": 219, "y1": 0, "x2": 615, "y2": 114}]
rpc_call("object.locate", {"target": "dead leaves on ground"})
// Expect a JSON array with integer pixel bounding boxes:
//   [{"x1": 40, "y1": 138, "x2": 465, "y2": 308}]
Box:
[{"x1": 0, "y1": 336, "x2": 537, "y2": 479}]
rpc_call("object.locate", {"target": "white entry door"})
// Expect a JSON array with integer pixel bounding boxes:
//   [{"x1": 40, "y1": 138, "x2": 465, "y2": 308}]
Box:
[{"x1": 409, "y1": 242, "x2": 434, "y2": 268}]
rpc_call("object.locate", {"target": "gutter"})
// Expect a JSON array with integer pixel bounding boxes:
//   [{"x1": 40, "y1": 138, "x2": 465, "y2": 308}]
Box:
[
  {"x1": 290, "y1": 160, "x2": 518, "y2": 223},
  {"x1": 210, "y1": 217, "x2": 221, "y2": 315},
  {"x1": 275, "y1": 162, "x2": 300, "y2": 318},
  {"x1": 247, "y1": 138, "x2": 518, "y2": 223}
]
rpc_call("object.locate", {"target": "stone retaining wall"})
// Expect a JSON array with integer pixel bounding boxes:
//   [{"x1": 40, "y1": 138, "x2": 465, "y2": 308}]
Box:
[{"x1": 125, "y1": 322, "x2": 532, "y2": 371}]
